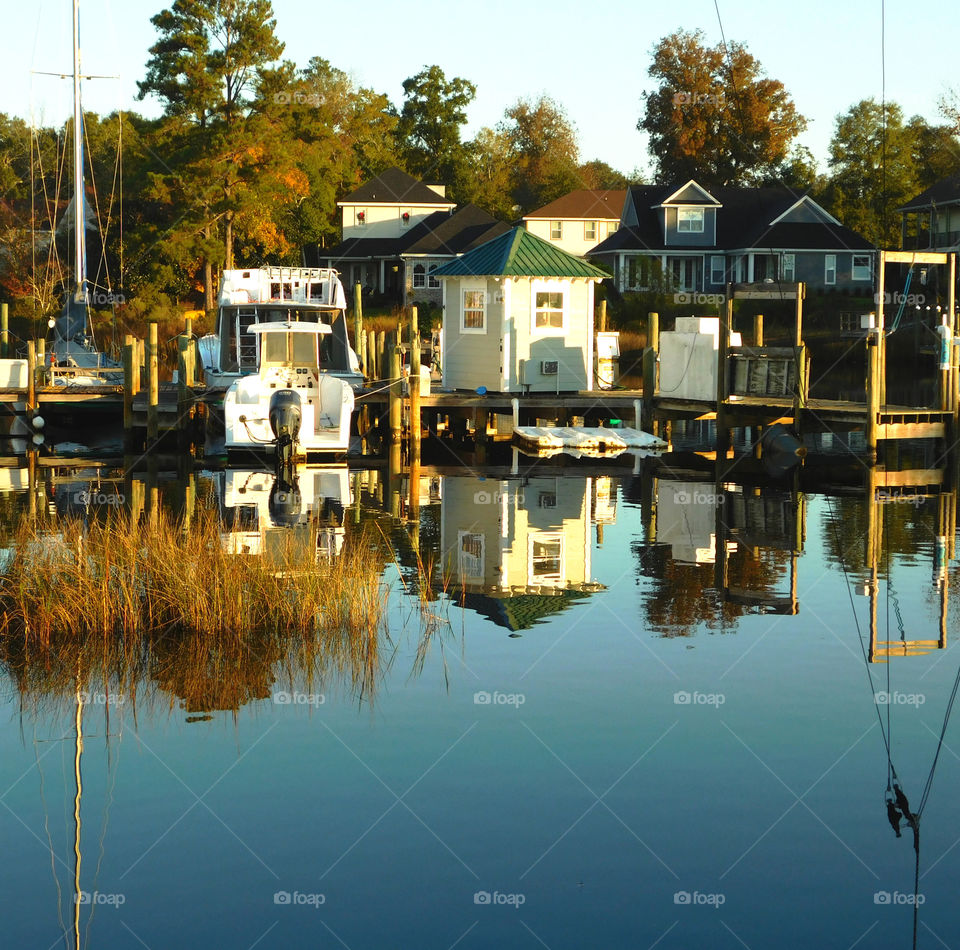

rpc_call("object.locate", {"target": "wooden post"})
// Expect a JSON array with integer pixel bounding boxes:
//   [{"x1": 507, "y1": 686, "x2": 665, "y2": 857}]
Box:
[
  {"x1": 388, "y1": 333, "x2": 402, "y2": 449},
  {"x1": 599, "y1": 299, "x2": 607, "y2": 333},
  {"x1": 409, "y1": 305, "x2": 421, "y2": 462},
  {"x1": 36, "y1": 339, "x2": 45, "y2": 385},
  {"x1": 642, "y1": 311, "x2": 659, "y2": 433},
  {"x1": 367, "y1": 330, "x2": 377, "y2": 379},
  {"x1": 177, "y1": 334, "x2": 193, "y2": 433},
  {"x1": 866, "y1": 329, "x2": 880, "y2": 457},
  {"x1": 354, "y1": 282, "x2": 365, "y2": 375},
  {"x1": 753, "y1": 312, "x2": 764, "y2": 348},
  {"x1": 1, "y1": 302, "x2": 8, "y2": 358},
  {"x1": 147, "y1": 320, "x2": 159, "y2": 442},
  {"x1": 377, "y1": 331, "x2": 386, "y2": 383},
  {"x1": 184, "y1": 314, "x2": 193, "y2": 338},
  {"x1": 27, "y1": 340, "x2": 36, "y2": 412},
  {"x1": 716, "y1": 292, "x2": 732, "y2": 455},
  {"x1": 123, "y1": 336, "x2": 135, "y2": 433}
]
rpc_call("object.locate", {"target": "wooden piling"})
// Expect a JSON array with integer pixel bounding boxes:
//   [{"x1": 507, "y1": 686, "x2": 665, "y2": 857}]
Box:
[
  {"x1": 388, "y1": 333, "x2": 402, "y2": 452},
  {"x1": 599, "y1": 299, "x2": 607, "y2": 333},
  {"x1": 147, "y1": 320, "x2": 159, "y2": 442},
  {"x1": 642, "y1": 311, "x2": 659, "y2": 433},
  {"x1": 716, "y1": 294, "x2": 732, "y2": 456},
  {"x1": 0, "y1": 302, "x2": 7, "y2": 358},
  {"x1": 354, "y1": 282, "x2": 366, "y2": 375},
  {"x1": 26, "y1": 340, "x2": 36, "y2": 412},
  {"x1": 177, "y1": 333, "x2": 194, "y2": 433},
  {"x1": 367, "y1": 330, "x2": 377, "y2": 379},
  {"x1": 123, "y1": 335, "x2": 135, "y2": 432},
  {"x1": 36, "y1": 339, "x2": 45, "y2": 384},
  {"x1": 753, "y1": 313, "x2": 764, "y2": 348},
  {"x1": 866, "y1": 329, "x2": 880, "y2": 456},
  {"x1": 377, "y1": 331, "x2": 386, "y2": 382},
  {"x1": 409, "y1": 305, "x2": 421, "y2": 462}
]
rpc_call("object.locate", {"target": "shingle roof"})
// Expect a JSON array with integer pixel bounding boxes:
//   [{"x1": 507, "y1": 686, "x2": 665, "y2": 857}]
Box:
[
  {"x1": 432, "y1": 227, "x2": 608, "y2": 279},
  {"x1": 403, "y1": 204, "x2": 512, "y2": 255},
  {"x1": 523, "y1": 189, "x2": 627, "y2": 221},
  {"x1": 589, "y1": 184, "x2": 874, "y2": 255},
  {"x1": 900, "y1": 174, "x2": 960, "y2": 212},
  {"x1": 338, "y1": 167, "x2": 454, "y2": 206}
]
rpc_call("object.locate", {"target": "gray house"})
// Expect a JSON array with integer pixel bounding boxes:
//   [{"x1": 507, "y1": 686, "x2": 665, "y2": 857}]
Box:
[
  {"x1": 899, "y1": 174, "x2": 960, "y2": 251},
  {"x1": 590, "y1": 180, "x2": 875, "y2": 294}
]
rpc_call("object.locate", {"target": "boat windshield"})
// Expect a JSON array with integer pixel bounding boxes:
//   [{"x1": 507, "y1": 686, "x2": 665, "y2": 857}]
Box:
[{"x1": 262, "y1": 332, "x2": 318, "y2": 365}]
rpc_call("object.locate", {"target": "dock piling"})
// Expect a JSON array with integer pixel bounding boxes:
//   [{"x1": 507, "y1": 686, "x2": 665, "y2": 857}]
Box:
[
  {"x1": 147, "y1": 320, "x2": 159, "y2": 443},
  {"x1": 409, "y1": 305, "x2": 421, "y2": 463},
  {"x1": 1, "y1": 303, "x2": 8, "y2": 358}
]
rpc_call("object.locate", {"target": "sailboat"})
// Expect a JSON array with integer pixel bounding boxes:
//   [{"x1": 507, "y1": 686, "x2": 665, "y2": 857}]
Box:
[{"x1": 48, "y1": 0, "x2": 120, "y2": 375}]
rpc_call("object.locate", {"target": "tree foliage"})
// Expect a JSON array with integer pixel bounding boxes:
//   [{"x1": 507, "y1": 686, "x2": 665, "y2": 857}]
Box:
[{"x1": 639, "y1": 29, "x2": 806, "y2": 187}]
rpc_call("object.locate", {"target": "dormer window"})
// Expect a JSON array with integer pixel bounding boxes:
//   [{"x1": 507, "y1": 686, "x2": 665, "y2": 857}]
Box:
[{"x1": 677, "y1": 208, "x2": 704, "y2": 233}]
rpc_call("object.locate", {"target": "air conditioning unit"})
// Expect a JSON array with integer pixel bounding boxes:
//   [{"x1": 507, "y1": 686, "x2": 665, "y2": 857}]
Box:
[{"x1": 541, "y1": 360, "x2": 559, "y2": 376}]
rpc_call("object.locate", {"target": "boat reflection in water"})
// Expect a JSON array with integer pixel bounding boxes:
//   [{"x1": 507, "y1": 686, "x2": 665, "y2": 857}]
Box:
[{"x1": 214, "y1": 465, "x2": 352, "y2": 562}]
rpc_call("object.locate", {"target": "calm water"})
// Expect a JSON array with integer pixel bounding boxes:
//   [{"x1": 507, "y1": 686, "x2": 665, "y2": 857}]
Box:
[{"x1": 2, "y1": 459, "x2": 959, "y2": 949}]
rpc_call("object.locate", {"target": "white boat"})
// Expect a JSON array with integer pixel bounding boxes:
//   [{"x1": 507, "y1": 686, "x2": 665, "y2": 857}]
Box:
[
  {"x1": 223, "y1": 322, "x2": 355, "y2": 457},
  {"x1": 201, "y1": 266, "x2": 363, "y2": 392}
]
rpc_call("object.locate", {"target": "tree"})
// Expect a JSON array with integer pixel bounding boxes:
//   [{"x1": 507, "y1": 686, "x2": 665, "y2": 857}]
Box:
[
  {"x1": 395, "y1": 65, "x2": 475, "y2": 194},
  {"x1": 463, "y1": 126, "x2": 516, "y2": 220},
  {"x1": 578, "y1": 159, "x2": 635, "y2": 190},
  {"x1": 908, "y1": 115, "x2": 960, "y2": 192},
  {"x1": 639, "y1": 29, "x2": 806, "y2": 187},
  {"x1": 821, "y1": 99, "x2": 918, "y2": 247},
  {"x1": 138, "y1": 0, "x2": 286, "y2": 307},
  {"x1": 500, "y1": 95, "x2": 581, "y2": 213}
]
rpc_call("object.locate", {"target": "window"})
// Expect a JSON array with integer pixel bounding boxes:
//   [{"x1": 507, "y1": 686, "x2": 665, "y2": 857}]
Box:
[
  {"x1": 534, "y1": 291, "x2": 564, "y2": 330},
  {"x1": 627, "y1": 257, "x2": 657, "y2": 290},
  {"x1": 412, "y1": 264, "x2": 425, "y2": 289},
  {"x1": 550, "y1": 221, "x2": 563, "y2": 240},
  {"x1": 529, "y1": 533, "x2": 563, "y2": 583},
  {"x1": 607, "y1": 222, "x2": 618, "y2": 238},
  {"x1": 710, "y1": 255, "x2": 725, "y2": 284},
  {"x1": 677, "y1": 208, "x2": 704, "y2": 233},
  {"x1": 462, "y1": 289, "x2": 486, "y2": 332},
  {"x1": 584, "y1": 220, "x2": 597, "y2": 241},
  {"x1": 458, "y1": 531, "x2": 484, "y2": 580},
  {"x1": 428, "y1": 263, "x2": 440, "y2": 289},
  {"x1": 781, "y1": 253, "x2": 795, "y2": 282},
  {"x1": 852, "y1": 254, "x2": 871, "y2": 281},
  {"x1": 824, "y1": 254, "x2": 837, "y2": 285}
]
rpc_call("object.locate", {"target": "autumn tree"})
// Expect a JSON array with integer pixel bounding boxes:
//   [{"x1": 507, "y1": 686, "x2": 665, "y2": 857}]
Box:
[
  {"x1": 463, "y1": 126, "x2": 516, "y2": 220},
  {"x1": 639, "y1": 29, "x2": 806, "y2": 187},
  {"x1": 137, "y1": 0, "x2": 286, "y2": 308},
  {"x1": 395, "y1": 65, "x2": 475, "y2": 195},
  {"x1": 908, "y1": 115, "x2": 960, "y2": 191}
]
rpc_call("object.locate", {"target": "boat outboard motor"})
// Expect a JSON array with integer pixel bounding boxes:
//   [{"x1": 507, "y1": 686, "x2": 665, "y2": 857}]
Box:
[
  {"x1": 268, "y1": 475, "x2": 303, "y2": 527},
  {"x1": 269, "y1": 388, "x2": 302, "y2": 465}
]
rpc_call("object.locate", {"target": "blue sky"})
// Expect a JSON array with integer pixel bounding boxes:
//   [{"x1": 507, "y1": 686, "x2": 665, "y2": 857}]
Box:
[{"x1": 5, "y1": 0, "x2": 959, "y2": 179}]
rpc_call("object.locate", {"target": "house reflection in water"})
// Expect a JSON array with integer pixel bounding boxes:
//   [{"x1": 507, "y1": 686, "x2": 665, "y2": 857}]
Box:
[{"x1": 440, "y1": 475, "x2": 606, "y2": 631}]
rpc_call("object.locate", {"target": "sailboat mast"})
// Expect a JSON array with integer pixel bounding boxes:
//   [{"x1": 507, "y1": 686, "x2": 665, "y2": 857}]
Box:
[{"x1": 72, "y1": 0, "x2": 86, "y2": 302}]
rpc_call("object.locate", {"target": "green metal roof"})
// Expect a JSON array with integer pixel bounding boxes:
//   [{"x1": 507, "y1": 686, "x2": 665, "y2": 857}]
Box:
[{"x1": 431, "y1": 226, "x2": 608, "y2": 280}]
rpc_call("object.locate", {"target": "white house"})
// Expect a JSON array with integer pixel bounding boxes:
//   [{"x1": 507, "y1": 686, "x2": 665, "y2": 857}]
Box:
[
  {"x1": 433, "y1": 227, "x2": 608, "y2": 393},
  {"x1": 523, "y1": 189, "x2": 626, "y2": 257}
]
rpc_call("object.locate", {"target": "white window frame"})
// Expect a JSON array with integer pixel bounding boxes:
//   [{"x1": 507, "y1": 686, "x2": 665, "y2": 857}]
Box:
[
  {"x1": 550, "y1": 221, "x2": 563, "y2": 240},
  {"x1": 584, "y1": 220, "x2": 597, "y2": 241},
  {"x1": 531, "y1": 280, "x2": 566, "y2": 334},
  {"x1": 607, "y1": 222, "x2": 618, "y2": 238},
  {"x1": 677, "y1": 208, "x2": 704, "y2": 233},
  {"x1": 824, "y1": 254, "x2": 837, "y2": 285},
  {"x1": 851, "y1": 254, "x2": 871, "y2": 281},
  {"x1": 528, "y1": 532, "x2": 564, "y2": 585},
  {"x1": 458, "y1": 531, "x2": 484, "y2": 580},
  {"x1": 428, "y1": 263, "x2": 440, "y2": 289},
  {"x1": 461, "y1": 285, "x2": 487, "y2": 334},
  {"x1": 781, "y1": 253, "x2": 795, "y2": 282},
  {"x1": 412, "y1": 263, "x2": 425, "y2": 289},
  {"x1": 710, "y1": 255, "x2": 725, "y2": 284}
]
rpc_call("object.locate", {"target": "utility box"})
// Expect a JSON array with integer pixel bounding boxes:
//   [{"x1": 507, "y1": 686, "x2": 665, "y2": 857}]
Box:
[
  {"x1": 658, "y1": 317, "x2": 741, "y2": 402},
  {"x1": 595, "y1": 331, "x2": 620, "y2": 390}
]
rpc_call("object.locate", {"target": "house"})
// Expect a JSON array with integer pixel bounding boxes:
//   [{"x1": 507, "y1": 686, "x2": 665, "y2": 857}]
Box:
[
  {"x1": 900, "y1": 174, "x2": 960, "y2": 250},
  {"x1": 523, "y1": 189, "x2": 626, "y2": 257},
  {"x1": 318, "y1": 167, "x2": 509, "y2": 305},
  {"x1": 590, "y1": 180, "x2": 875, "y2": 295},
  {"x1": 433, "y1": 227, "x2": 607, "y2": 393}
]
